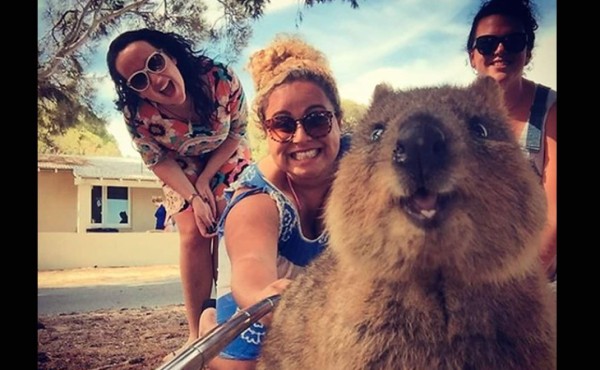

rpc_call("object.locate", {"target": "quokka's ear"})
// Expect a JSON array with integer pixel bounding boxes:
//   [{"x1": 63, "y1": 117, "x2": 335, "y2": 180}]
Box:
[{"x1": 370, "y1": 83, "x2": 395, "y2": 105}]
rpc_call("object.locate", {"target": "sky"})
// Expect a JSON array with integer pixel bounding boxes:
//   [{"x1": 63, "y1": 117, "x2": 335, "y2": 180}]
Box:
[{"x1": 87, "y1": 0, "x2": 557, "y2": 158}]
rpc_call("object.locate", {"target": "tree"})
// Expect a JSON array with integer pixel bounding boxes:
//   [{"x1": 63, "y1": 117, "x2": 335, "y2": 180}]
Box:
[
  {"x1": 37, "y1": 0, "x2": 362, "y2": 154},
  {"x1": 38, "y1": 103, "x2": 121, "y2": 156},
  {"x1": 340, "y1": 99, "x2": 367, "y2": 134},
  {"x1": 237, "y1": 0, "x2": 360, "y2": 19},
  {"x1": 38, "y1": 0, "x2": 253, "y2": 152}
]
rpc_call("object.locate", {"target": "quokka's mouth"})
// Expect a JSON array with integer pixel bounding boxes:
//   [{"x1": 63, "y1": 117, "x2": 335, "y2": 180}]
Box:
[{"x1": 399, "y1": 187, "x2": 454, "y2": 228}]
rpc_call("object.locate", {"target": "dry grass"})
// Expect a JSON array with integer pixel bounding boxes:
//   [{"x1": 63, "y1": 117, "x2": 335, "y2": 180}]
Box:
[
  {"x1": 37, "y1": 305, "x2": 189, "y2": 370},
  {"x1": 38, "y1": 265, "x2": 187, "y2": 369}
]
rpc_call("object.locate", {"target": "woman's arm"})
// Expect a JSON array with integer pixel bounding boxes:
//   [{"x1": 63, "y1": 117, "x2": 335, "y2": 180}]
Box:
[
  {"x1": 540, "y1": 102, "x2": 557, "y2": 279},
  {"x1": 223, "y1": 192, "x2": 288, "y2": 311}
]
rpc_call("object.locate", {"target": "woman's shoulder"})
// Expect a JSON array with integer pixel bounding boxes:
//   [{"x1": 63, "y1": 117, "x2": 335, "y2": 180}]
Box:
[
  {"x1": 223, "y1": 163, "x2": 290, "y2": 209},
  {"x1": 533, "y1": 82, "x2": 556, "y2": 105}
]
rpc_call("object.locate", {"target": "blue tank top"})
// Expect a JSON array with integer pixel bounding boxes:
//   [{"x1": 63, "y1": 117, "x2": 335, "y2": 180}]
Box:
[{"x1": 519, "y1": 83, "x2": 556, "y2": 179}]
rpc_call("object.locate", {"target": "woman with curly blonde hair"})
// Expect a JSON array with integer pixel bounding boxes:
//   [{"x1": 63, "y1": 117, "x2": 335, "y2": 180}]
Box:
[{"x1": 200, "y1": 34, "x2": 350, "y2": 369}]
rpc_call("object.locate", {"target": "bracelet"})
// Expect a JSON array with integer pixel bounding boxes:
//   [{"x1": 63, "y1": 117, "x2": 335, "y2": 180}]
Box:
[{"x1": 188, "y1": 193, "x2": 201, "y2": 203}]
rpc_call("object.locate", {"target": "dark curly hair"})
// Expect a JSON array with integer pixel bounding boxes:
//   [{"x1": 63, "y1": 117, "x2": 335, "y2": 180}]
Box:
[
  {"x1": 466, "y1": 0, "x2": 539, "y2": 53},
  {"x1": 106, "y1": 28, "x2": 215, "y2": 125}
]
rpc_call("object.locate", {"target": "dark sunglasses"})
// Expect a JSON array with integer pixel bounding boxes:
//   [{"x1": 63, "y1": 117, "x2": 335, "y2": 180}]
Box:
[
  {"x1": 264, "y1": 111, "x2": 334, "y2": 143},
  {"x1": 473, "y1": 33, "x2": 527, "y2": 56},
  {"x1": 126, "y1": 50, "x2": 168, "y2": 92}
]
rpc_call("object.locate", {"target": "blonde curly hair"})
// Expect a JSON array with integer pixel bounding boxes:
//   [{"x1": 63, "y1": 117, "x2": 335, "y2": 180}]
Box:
[{"x1": 246, "y1": 33, "x2": 342, "y2": 135}]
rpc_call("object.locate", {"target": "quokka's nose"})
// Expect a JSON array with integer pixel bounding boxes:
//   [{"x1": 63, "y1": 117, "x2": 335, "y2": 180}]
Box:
[{"x1": 393, "y1": 114, "x2": 448, "y2": 184}]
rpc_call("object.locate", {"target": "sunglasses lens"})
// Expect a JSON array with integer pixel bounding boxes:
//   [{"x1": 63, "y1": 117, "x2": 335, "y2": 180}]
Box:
[
  {"x1": 129, "y1": 72, "x2": 149, "y2": 91},
  {"x1": 303, "y1": 112, "x2": 332, "y2": 138},
  {"x1": 148, "y1": 53, "x2": 166, "y2": 72},
  {"x1": 475, "y1": 36, "x2": 499, "y2": 56},
  {"x1": 127, "y1": 52, "x2": 167, "y2": 91},
  {"x1": 269, "y1": 117, "x2": 297, "y2": 142},
  {"x1": 266, "y1": 111, "x2": 333, "y2": 142},
  {"x1": 475, "y1": 33, "x2": 527, "y2": 56},
  {"x1": 503, "y1": 33, "x2": 527, "y2": 53}
]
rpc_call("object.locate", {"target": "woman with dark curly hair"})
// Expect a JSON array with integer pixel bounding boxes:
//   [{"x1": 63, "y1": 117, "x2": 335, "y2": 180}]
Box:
[
  {"x1": 106, "y1": 28, "x2": 252, "y2": 361},
  {"x1": 467, "y1": 0, "x2": 557, "y2": 283}
]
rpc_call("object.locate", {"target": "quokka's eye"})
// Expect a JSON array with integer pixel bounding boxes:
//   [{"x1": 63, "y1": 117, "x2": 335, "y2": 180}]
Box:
[
  {"x1": 370, "y1": 122, "x2": 386, "y2": 141},
  {"x1": 468, "y1": 117, "x2": 489, "y2": 138}
]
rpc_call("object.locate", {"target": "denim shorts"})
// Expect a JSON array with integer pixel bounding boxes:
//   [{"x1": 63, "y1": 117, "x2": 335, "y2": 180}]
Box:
[{"x1": 216, "y1": 293, "x2": 267, "y2": 360}]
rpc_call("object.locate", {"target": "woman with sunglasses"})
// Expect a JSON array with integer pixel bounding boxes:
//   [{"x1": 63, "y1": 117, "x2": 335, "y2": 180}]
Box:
[
  {"x1": 195, "y1": 34, "x2": 350, "y2": 370},
  {"x1": 467, "y1": 0, "x2": 557, "y2": 282},
  {"x1": 106, "y1": 28, "x2": 252, "y2": 360}
]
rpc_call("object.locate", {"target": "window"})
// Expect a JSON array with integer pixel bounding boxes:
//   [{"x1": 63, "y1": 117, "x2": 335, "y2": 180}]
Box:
[{"x1": 90, "y1": 186, "x2": 130, "y2": 227}]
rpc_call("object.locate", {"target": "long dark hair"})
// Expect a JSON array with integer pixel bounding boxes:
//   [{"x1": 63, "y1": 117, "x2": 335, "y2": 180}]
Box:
[
  {"x1": 466, "y1": 0, "x2": 539, "y2": 53},
  {"x1": 106, "y1": 28, "x2": 214, "y2": 125}
]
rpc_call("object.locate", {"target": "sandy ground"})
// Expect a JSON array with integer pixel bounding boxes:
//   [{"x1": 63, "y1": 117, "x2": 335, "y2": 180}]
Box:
[
  {"x1": 38, "y1": 265, "x2": 191, "y2": 370},
  {"x1": 38, "y1": 265, "x2": 181, "y2": 289}
]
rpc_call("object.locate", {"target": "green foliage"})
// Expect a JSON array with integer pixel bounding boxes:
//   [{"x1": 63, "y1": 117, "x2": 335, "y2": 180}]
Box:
[
  {"x1": 48, "y1": 126, "x2": 121, "y2": 156},
  {"x1": 248, "y1": 123, "x2": 269, "y2": 161},
  {"x1": 38, "y1": 102, "x2": 121, "y2": 156},
  {"x1": 340, "y1": 99, "x2": 368, "y2": 134},
  {"x1": 236, "y1": 0, "x2": 360, "y2": 19}
]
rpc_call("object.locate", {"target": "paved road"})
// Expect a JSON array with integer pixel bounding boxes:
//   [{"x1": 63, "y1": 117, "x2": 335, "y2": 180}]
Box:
[{"x1": 38, "y1": 278, "x2": 184, "y2": 315}]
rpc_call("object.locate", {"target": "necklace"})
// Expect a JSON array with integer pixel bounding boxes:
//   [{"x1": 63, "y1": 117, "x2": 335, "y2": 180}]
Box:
[
  {"x1": 286, "y1": 174, "x2": 302, "y2": 213},
  {"x1": 155, "y1": 102, "x2": 195, "y2": 135}
]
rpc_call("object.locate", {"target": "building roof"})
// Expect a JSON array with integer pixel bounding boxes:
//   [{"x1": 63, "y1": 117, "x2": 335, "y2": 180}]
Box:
[{"x1": 38, "y1": 154, "x2": 158, "y2": 181}]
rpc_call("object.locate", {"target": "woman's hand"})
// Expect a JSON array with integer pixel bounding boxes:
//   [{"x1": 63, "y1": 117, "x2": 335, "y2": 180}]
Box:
[
  {"x1": 190, "y1": 196, "x2": 217, "y2": 238},
  {"x1": 194, "y1": 175, "x2": 217, "y2": 217},
  {"x1": 191, "y1": 175, "x2": 217, "y2": 237},
  {"x1": 255, "y1": 278, "x2": 293, "y2": 326}
]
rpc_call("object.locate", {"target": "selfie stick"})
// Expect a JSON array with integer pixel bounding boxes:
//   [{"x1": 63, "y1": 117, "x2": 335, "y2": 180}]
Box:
[{"x1": 156, "y1": 295, "x2": 281, "y2": 370}]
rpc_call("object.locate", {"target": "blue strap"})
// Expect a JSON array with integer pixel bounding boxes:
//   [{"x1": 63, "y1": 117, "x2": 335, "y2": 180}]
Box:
[{"x1": 525, "y1": 85, "x2": 550, "y2": 153}]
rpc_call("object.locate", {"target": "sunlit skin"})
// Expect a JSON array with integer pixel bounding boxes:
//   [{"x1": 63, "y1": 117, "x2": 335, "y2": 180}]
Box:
[{"x1": 469, "y1": 14, "x2": 557, "y2": 278}]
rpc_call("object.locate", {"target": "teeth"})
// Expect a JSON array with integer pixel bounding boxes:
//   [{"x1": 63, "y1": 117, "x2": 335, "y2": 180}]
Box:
[
  {"x1": 292, "y1": 149, "x2": 318, "y2": 160},
  {"x1": 420, "y1": 209, "x2": 437, "y2": 219}
]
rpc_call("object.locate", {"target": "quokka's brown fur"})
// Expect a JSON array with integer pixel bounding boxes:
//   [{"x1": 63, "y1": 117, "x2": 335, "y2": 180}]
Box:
[{"x1": 257, "y1": 77, "x2": 556, "y2": 370}]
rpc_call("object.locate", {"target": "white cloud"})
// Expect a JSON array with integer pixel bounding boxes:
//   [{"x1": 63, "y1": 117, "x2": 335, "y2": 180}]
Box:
[{"x1": 340, "y1": 54, "x2": 474, "y2": 105}]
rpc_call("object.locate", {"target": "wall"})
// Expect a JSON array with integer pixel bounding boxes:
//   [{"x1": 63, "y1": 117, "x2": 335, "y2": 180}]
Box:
[
  {"x1": 38, "y1": 168, "x2": 163, "y2": 233},
  {"x1": 38, "y1": 232, "x2": 180, "y2": 270},
  {"x1": 38, "y1": 170, "x2": 78, "y2": 232}
]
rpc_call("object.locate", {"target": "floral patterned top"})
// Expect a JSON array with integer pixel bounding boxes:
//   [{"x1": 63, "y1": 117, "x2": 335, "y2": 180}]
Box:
[
  {"x1": 122, "y1": 60, "x2": 252, "y2": 214},
  {"x1": 123, "y1": 61, "x2": 248, "y2": 167}
]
